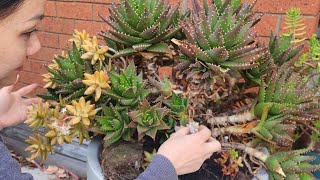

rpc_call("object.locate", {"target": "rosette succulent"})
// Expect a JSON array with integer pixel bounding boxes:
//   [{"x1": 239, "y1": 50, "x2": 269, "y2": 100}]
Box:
[
  {"x1": 172, "y1": 0, "x2": 267, "y2": 75},
  {"x1": 128, "y1": 99, "x2": 169, "y2": 140},
  {"x1": 100, "y1": 0, "x2": 188, "y2": 58},
  {"x1": 97, "y1": 104, "x2": 132, "y2": 146},
  {"x1": 106, "y1": 61, "x2": 150, "y2": 107}
]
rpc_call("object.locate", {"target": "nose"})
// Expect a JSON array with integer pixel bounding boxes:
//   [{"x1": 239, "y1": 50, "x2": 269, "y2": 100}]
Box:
[{"x1": 26, "y1": 34, "x2": 41, "y2": 56}]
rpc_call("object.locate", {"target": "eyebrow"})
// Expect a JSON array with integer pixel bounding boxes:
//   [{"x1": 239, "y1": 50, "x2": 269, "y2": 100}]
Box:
[{"x1": 26, "y1": 14, "x2": 44, "y2": 22}]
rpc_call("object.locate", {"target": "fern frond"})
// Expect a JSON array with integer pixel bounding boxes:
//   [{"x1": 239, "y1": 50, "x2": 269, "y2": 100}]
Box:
[{"x1": 282, "y1": 8, "x2": 307, "y2": 43}]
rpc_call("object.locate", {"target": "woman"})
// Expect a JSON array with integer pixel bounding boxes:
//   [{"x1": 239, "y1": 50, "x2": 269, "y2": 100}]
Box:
[{"x1": 0, "y1": 0, "x2": 221, "y2": 179}]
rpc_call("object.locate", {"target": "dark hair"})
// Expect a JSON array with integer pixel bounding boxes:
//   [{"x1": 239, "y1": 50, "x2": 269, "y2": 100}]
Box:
[{"x1": 0, "y1": 0, "x2": 24, "y2": 19}]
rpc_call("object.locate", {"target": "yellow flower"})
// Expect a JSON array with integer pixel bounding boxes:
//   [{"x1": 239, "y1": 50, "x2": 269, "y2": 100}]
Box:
[
  {"x1": 69, "y1": 29, "x2": 91, "y2": 49},
  {"x1": 81, "y1": 36, "x2": 108, "y2": 66},
  {"x1": 43, "y1": 73, "x2": 56, "y2": 89},
  {"x1": 82, "y1": 71, "x2": 111, "y2": 101},
  {"x1": 48, "y1": 51, "x2": 68, "y2": 70},
  {"x1": 65, "y1": 97, "x2": 96, "y2": 126}
]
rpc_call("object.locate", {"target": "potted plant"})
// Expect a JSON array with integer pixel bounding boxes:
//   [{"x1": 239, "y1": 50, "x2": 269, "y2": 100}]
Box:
[{"x1": 24, "y1": 0, "x2": 320, "y2": 179}]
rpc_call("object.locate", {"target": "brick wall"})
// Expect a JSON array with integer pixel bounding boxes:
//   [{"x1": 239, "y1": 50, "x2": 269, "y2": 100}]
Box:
[{"x1": 18, "y1": 0, "x2": 320, "y2": 96}]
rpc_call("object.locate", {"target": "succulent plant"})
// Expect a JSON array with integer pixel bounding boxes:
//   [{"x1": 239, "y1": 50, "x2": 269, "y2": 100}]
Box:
[
  {"x1": 25, "y1": 99, "x2": 53, "y2": 130},
  {"x1": 254, "y1": 64, "x2": 318, "y2": 118},
  {"x1": 106, "y1": 61, "x2": 150, "y2": 107},
  {"x1": 142, "y1": 149, "x2": 157, "y2": 169},
  {"x1": 148, "y1": 76, "x2": 173, "y2": 98},
  {"x1": 100, "y1": 0, "x2": 187, "y2": 58},
  {"x1": 45, "y1": 121, "x2": 73, "y2": 145},
  {"x1": 25, "y1": 133, "x2": 53, "y2": 162},
  {"x1": 163, "y1": 93, "x2": 189, "y2": 126},
  {"x1": 81, "y1": 36, "x2": 109, "y2": 67},
  {"x1": 97, "y1": 104, "x2": 132, "y2": 146},
  {"x1": 66, "y1": 97, "x2": 96, "y2": 126},
  {"x1": 282, "y1": 8, "x2": 306, "y2": 43},
  {"x1": 128, "y1": 99, "x2": 169, "y2": 140},
  {"x1": 251, "y1": 115, "x2": 295, "y2": 146},
  {"x1": 82, "y1": 71, "x2": 111, "y2": 102},
  {"x1": 38, "y1": 43, "x2": 89, "y2": 102},
  {"x1": 264, "y1": 148, "x2": 320, "y2": 179},
  {"x1": 172, "y1": 0, "x2": 267, "y2": 75},
  {"x1": 69, "y1": 29, "x2": 91, "y2": 49}
]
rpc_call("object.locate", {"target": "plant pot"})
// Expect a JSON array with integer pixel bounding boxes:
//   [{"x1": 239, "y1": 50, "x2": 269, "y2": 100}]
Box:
[{"x1": 87, "y1": 136, "x2": 104, "y2": 180}]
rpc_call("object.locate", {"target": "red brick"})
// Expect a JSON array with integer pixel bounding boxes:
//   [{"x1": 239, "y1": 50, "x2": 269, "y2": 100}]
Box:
[
  {"x1": 38, "y1": 32, "x2": 59, "y2": 48},
  {"x1": 92, "y1": 0, "x2": 117, "y2": 4},
  {"x1": 41, "y1": 47, "x2": 60, "y2": 62},
  {"x1": 23, "y1": 59, "x2": 32, "y2": 72},
  {"x1": 93, "y1": 4, "x2": 110, "y2": 21},
  {"x1": 41, "y1": 17, "x2": 75, "y2": 34},
  {"x1": 31, "y1": 60, "x2": 48, "y2": 74},
  {"x1": 245, "y1": 0, "x2": 320, "y2": 16},
  {"x1": 253, "y1": 15, "x2": 278, "y2": 37},
  {"x1": 19, "y1": 71, "x2": 45, "y2": 86},
  {"x1": 44, "y1": 1, "x2": 56, "y2": 17},
  {"x1": 59, "y1": 34, "x2": 72, "y2": 50},
  {"x1": 56, "y1": 2, "x2": 93, "y2": 20},
  {"x1": 158, "y1": 66, "x2": 173, "y2": 79},
  {"x1": 279, "y1": 15, "x2": 319, "y2": 39},
  {"x1": 74, "y1": 20, "x2": 107, "y2": 36}
]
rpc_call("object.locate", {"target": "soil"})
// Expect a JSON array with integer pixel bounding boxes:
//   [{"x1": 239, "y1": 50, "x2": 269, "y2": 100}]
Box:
[
  {"x1": 100, "y1": 141, "x2": 144, "y2": 180},
  {"x1": 100, "y1": 138, "x2": 252, "y2": 180}
]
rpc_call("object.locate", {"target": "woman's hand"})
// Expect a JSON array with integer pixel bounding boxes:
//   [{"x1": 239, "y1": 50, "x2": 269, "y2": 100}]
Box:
[
  {"x1": 0, "y1": 84, "x2": 39, "y2": 129},
  {"x1": 157, "y1": 125, "x2": 221, "y2": 175}
]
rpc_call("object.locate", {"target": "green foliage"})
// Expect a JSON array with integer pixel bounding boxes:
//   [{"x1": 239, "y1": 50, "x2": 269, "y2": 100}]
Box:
[
  {"x1": 173, "y1": 0, "x2": 267, "y2": 73},
  {"x1": 105, "y1": 62, "x2": 150, "y2": 107},
  {"x1": 310, "y1": 34, "x2": 320, "y2": 61},
  {"x1": 128, "y1": 99, "x2": 169, "y2": 140},
  {"x1": 254, "y1": 64, "x2": 318, "y2": 118},
  {"x1": 38, "y1": 43, "x2": 89, "y2": 102},
  {"x1": 100, "y1": 0, "x2": 188, "y2": 58},
  {"x1": 266, "y1": 149, "x2": 320, "y2": 178},
  {"x1": 97, "y1": 104, "x2": 132, "y2": 146},
  {"x1": 282, "y1": 8, "x2": 306, "y2": 43},
  {"x1": 163, "y1": 93, "x2": 189, "y2": 126}
]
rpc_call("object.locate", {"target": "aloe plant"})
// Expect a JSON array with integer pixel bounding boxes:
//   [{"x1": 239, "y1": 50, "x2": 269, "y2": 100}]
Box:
[
  {"x1": 105, "y1": 61, "x2": 150, "y2": 107},
  {"x1": 100, "y1": 0, "x2": 188, "y2": 58},
  {"x1": 172, "y1": 0, "x2": 267, "y2": 75},
  {"x1": 97, "y1": 104, "x2": 132, "y2": 146}
]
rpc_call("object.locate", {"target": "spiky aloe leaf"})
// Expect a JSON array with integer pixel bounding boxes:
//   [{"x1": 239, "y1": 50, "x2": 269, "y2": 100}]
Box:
[
  {"x1": 254, "y1": 63, "x2": 319, "y2": 118},
  {"x1": 265, "y1": 149, "x2": 320, "y2": 178},
  {"x1": 163, "y1": 93, "x2": 189, "y2": 126},
  {"x1": 97, "y1": 104, "x2": 132, "y2": 146},
  {"x1": 105, "y1": 61, "x2": 150, "y2": 107},
  {"x1": 101, "y1": 0, "x2": 187, "y2": 58},
  {"x1": 173, "y1": 0, "x2": 267, "y2": 79}
]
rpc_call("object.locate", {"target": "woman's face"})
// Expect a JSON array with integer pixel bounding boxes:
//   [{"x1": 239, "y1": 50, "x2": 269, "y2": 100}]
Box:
[{"x1": 0, "y1": 0, "x2": 46, "y2": 87}]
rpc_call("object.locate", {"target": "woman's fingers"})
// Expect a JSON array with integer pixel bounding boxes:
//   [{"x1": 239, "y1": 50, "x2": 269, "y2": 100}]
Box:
[
  {"x1": 16, "y1": 84, "x2": 38, "y2": 96},
  {"x1": 191, "y1": 125, "x2": 211, "y2": 142},
  {"x1": 0, "y1": 85, "x2": 14, "y2": 94},
  {"x1": 172, "y1": 126, "x2": 190, "y2": 137},
  {"x1": 24, "y1": 98, "x2": 41, "y2": 105},
  {"x1": 204, "y1": 137, "x2": 221, "y2": 153}
]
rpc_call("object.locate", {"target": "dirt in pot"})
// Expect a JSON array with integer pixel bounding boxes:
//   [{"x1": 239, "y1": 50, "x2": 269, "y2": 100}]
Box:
[{"x1": 100, "y1": 141, "x2": 144, "y2": 180}]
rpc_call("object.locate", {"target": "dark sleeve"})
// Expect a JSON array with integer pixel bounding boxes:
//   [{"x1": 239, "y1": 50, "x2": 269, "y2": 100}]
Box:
[
  {"x1": 136, "y1": 154, "x2": 178, "y2": 180},
  {"x1": 0, "y1": 138, "x2": 33, "y2": 180}
]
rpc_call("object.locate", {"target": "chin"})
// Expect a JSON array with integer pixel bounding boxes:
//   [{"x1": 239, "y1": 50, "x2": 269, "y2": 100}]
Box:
[{"x1": 0, "y1": 70, "x2": 20, "y2": 88}]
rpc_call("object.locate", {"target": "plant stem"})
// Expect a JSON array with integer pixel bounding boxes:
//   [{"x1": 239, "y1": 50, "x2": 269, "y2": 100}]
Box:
[
  {"x1": 212, "y1": 125, "x2": 251, "y2": 137},
  {"x1": 207, "y1": 111, "x2": 255, "y2": 126},
  {"x1": 221, "y1": 142, "x2": 268, "y2": 162}
]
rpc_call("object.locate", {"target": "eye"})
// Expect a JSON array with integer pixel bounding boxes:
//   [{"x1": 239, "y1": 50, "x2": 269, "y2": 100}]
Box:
[{"x1": 23, "y1": 28, "x2": 38, "y2": 37}]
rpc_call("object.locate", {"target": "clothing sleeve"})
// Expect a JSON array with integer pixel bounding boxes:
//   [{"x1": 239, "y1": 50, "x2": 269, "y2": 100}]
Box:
[
  {"x1": 0, "y1": 137, "x2": 33, "y2": 180},
  {"x1": 136, "y1": 154, "x2": 178, "y2": 180}
]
